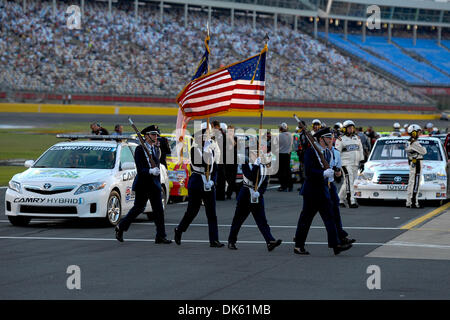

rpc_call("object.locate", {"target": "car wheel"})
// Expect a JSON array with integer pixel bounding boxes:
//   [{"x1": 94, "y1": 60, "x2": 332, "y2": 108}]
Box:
[
  {"x1": 8, "y1": 216, "x2": 31, "y2": 226},
  {"x1": 106, "y1": 191, "x2": 122, "y2": 226},
  {"x1": 146, "y1": 187, "x2": 167, "y2": 221}
]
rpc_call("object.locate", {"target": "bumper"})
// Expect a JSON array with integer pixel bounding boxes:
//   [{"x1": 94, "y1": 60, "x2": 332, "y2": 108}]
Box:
[
  {"x1": 5, "y1": 188, "x2": 110, "y2": 219},
  {"x1": 353, "y1": 182, "x2": 447, "y2": 200}
]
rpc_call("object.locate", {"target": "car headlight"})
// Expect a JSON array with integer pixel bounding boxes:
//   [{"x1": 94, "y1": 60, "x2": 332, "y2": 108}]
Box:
[
  {"x1": 8, "y1": 180, "x2": 21, "y2": 193},
  {"x1": 358, "y1": 172, "x2": 374, "y2": 181},
  {"x1": 74, "y1": 182, "x2": 106, "y2": 195},
  {"x1": 423, "y1": 174, "x2": 437, "y2": 182}
]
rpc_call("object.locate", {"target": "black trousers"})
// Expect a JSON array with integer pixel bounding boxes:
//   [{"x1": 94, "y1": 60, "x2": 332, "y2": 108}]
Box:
[
  {"x1": 294, "y1": 193, "x2": 340, "y2": 248},
  {"x1": 118, "y1": 186, "x2": 166, "y2": 239},
  {"x1": 177, "y1": 187, "x2": 219, "y2": 243},
  {"x1": 228, "y1": 188, "x2": 275, "y2": 244},
  {"x1": 279, "y1": 153, "x2": 292, "y2": 189},
  {"x1": 225, "y1": 164, "x2": 238, "y2": 198},
  {"x1": 215, "y1": 164, "x2": 226, "y2": 200}
]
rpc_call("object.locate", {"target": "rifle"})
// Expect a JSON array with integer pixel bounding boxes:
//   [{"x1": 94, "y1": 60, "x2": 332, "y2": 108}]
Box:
[
  {"x1": 293, "y1": 114, "x2": 329, "y2": 170},
  {"x1": 128, "y1": 117, "x2": 156, "y2": 168}
]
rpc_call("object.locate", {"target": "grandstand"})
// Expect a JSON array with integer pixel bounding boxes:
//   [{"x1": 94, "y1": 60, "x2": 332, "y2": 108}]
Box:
[{"x1": 0, "y1": 0, "x2": 449, "y2": 110}]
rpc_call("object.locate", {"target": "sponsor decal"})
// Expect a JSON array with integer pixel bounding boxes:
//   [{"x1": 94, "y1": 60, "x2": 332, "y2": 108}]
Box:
[
  {"x1": 122, "y1": 170, "x2": 137, "y2": 182},
  {"x1": 386, "y1": 185, "x2": 407, "y2": 191},
  {"x1": 50, "y1": 146, "x2": 116, "y2": 152},
  {"x1": 125, "y1": 187, "x2": 135, "y2": 202},
  {"x1": 24, "y1": 169, "x2": 81, "y2": 179},
  {"x1": 14, "y1": 197, "x2": 84, "y2": 204}
]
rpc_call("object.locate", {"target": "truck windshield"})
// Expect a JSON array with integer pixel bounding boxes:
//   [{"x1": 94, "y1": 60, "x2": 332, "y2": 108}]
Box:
[{"x1": 370, "y1": 139, "x2": 442, "y2": 161}]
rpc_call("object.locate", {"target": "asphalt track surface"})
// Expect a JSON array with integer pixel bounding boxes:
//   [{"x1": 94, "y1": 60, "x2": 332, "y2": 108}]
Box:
[
  {"x1": 1, "y1": 112, "x2": 449, "y2": 130},
  {"x1": 1, "y1": 185, "x2": 449, "y2": 300}
]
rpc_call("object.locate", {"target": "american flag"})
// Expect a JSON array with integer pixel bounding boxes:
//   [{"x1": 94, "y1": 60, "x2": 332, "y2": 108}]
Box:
[{"x1": 177, "y1": 49, "x2": 266, "y2": 119}]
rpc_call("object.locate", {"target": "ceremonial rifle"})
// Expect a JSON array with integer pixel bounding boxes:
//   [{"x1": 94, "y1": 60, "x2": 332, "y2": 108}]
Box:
[
  {"x1": 128, "y1": 117, "x2": 157, "y2": 168},
  {"x1": 293, "y1": 114, "x2": 329, "y2": 170}
]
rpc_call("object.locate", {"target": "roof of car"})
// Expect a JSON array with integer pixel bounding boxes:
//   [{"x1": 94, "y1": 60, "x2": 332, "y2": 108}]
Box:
[
  {"x1": 53, "y1": 140, "x2": 132, "y2": 148},
  {"x1": 377, "y1": 136, "x2": 441, "y2": 142}
]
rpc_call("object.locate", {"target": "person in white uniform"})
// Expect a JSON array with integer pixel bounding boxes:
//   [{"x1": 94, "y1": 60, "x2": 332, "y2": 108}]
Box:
[
  {"x1": 405, "y1": 124, "x2": 427, "y2": 209},
  {"x1": 335, "y1": 120, "x2": 364, "y2": 208}
]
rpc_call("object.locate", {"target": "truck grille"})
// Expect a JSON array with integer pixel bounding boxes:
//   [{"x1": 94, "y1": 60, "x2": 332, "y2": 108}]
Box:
[
  {"x1": 20, "y1": 205, "x2": 77, "y2": 214},
  {"x1": 377, "y1": 173, "x2": 409, "y2": 184}
]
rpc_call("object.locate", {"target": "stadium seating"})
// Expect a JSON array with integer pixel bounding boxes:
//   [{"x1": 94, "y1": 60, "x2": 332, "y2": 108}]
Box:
[
  {"x1": 0, "y1": 0, "x2": 438, "y2": 106},
  {"x1": 322, "y1": 33, "x2": 450, "y2": 85}
]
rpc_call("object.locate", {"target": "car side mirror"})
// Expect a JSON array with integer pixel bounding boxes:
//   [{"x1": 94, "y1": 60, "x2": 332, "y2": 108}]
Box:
[
  {"x1": 121, "y1": 162, "x2": 135, "y2": 171},
  {"x1": 24, "y1": 160, "x2": 34, "y2": 168}
]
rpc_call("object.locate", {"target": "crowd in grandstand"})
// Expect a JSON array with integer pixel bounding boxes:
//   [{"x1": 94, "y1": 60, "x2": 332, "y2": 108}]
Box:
[{"x1": 0, "y1": 0, "x2": 431, "y2": 104}]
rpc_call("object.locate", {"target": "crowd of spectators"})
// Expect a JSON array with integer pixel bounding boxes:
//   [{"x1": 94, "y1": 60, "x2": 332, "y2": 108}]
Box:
[{"x1": 0, "y1": 0, "x2": 431, "y2": 104}]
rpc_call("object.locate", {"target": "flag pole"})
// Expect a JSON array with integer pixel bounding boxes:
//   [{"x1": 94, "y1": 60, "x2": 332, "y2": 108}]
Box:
[
  {"x1": 206, "y1": 117, "x2": 211, "y2": 181},
  {"x1": 254, "y1": 33, "x2": 269, "y2": 192}
]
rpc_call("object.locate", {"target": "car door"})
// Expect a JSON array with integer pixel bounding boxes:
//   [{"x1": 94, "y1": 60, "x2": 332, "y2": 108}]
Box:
[{"x1": 118, "y1": 144, "x2": 137, "y2": 211}]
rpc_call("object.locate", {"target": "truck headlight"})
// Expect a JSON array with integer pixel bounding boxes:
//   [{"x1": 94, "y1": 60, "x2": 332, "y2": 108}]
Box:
[
  {"x1": 8, "y1": 180, "x2": 21, "y2": 193},
  {"x1": 358, "y1": 172, "x2": 374, "y2": 181},
  {"x1": 74, "y1": 182, "x2": 106, "y2": 195}
]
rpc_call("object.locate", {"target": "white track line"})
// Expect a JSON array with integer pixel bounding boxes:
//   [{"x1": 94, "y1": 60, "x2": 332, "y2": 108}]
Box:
[
  {"x1": 1, "y1": 236, "x2": 448, "y2": 249},
  {"x1": 0, "y1": 220, "x2": 401, "y2": 230}
]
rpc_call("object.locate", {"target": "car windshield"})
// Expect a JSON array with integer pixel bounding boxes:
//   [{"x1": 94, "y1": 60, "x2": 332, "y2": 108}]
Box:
[
  {"x1": 33, "y1": 145, "x2": 117, "y2": 169},
  {"x1": 165, "y1": 136, "x2": 189, "y2": 159},
  {"x1": 370, "y1": 139, "x2": 442, "y2": 161}
]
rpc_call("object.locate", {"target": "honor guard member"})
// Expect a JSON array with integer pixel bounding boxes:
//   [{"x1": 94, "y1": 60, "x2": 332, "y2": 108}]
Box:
[
  {"x1": 227, "y1": 137, "x2": 282, "y2": 251},
  {"x1": 335, "y1": 120, "x2": 364, "y2": 208},
  {"x1": 115, "y1": 125, "x2": 172, "y2": 244},
  {"x1": 293, "y1": 127, "x2": 353, "y2": 256},
  {"x1": 327, "y1": 133, "x2": 356, "y2": 246},
  {"x1": 406, "y1": 124, "x2": 427, "y2": 208},
  {"x1": 174, "y1": 128, "x2": 224, "y2": 248},
  {"x1": 311, "y1": 119, "x2": 321, "y2": 135}
]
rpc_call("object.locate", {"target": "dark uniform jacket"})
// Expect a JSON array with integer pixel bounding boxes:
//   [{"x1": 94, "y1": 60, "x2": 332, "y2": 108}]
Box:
[
  {"x1": 132, "y1": 144, "x2": 161, "y2": 191},
  {"x1": 299, "y1": 146, "x2": 330, "y2": 198},
  {"x1": 241, "y1": 163, "x2": 268, "y2": 195},
  {"x1": 188, "y1": 145, "x2": 217, "y2": 190}
]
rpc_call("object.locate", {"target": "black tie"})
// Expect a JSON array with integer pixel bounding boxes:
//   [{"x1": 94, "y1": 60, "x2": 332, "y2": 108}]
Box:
[{"x1": 324, "y1": 149, "x2": 331, "y2": 163}]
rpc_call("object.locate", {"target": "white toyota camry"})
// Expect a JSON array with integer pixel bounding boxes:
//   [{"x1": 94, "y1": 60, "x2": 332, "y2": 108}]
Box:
[
  {"x1": 354, "y1": 136, "x2": 449, "y2": 204},
  {"x1": 5, "y1": 135, "x2": 170, "y2": 226}
]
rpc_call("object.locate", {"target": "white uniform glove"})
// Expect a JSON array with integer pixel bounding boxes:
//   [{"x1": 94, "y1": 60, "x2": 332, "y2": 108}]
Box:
[
  {"x1": 253, "y1": 191, "x2": 260, "y2": 198},
  {"x1": 207, "y1": 180, "x2": 214, "y2": 189},
  {"x1": 323, "y1": 168, "x2": 334, "y2": 179},
  {"x1": 149, "y1": 167, "x2": 160, "y2": 176},
  {"x1": 254, "y1": 157, "x2": 261, "y2": 166},
  {"x1": 203, "y1": 140, "x2": 212, "y2": 152}
]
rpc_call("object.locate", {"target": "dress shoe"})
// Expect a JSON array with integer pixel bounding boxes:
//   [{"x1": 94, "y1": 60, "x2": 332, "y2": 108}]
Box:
[
  {"x1": 341, "y1": 237, "x2": 356, "y2": 245},
  {"x1": 406, "y1": 204, "x2": 412, "y2": 208},
  {"x1": 228, "y1": 242, "x2": 237, "y2": 250},
  {"x1": 412, "y1": 203, "x2": 423, "y2": 209},
  {"x1": 339, "y1": 203, "x2": 346, "y2": 208},
  {"x1": 277, "y1": 187, "x2": 287, "y2": 192},
  {"x1": 155, "y1": 237, "x2": 172, "y2": 244},
  {"x1": 333, "y1": 243, "x2": 352, "y2": 255},
  {"x1": 174, "y1": 227, "x2": 182, "y2": 245},
  {"x1": 294, "y1": 247, "x2": 310, "y2": 255},
  {"x1": 349, "y1": 203, "x2": 359, "y2": 208},
  {"x1": 115, "y1": 226, "x2": 124, "y2": 242},
  {"x1": 267, "y1": 239, "x2": 282, "y2": 251},
  {"x1": 210, "y1": 240, "x2": 225, "y2": 248}
]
